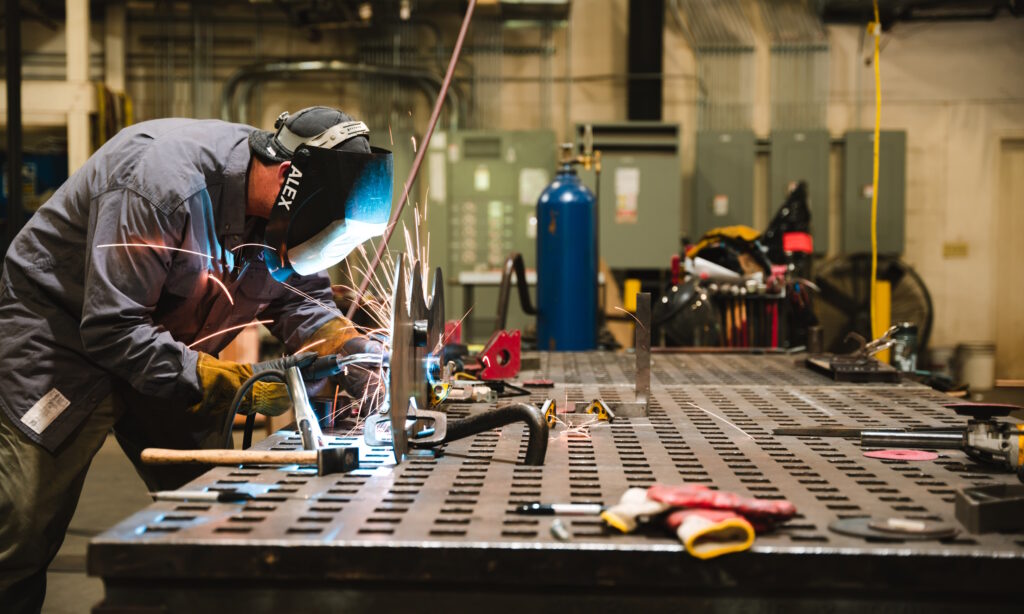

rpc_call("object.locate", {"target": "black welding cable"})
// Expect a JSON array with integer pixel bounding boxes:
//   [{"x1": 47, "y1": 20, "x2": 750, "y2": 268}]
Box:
[
  {"x1": 220, "y1": 369, "x2": 286, "y2": 450},
  {"x1": 425, "y1": 403, "x2": 549, "y2": 465}
]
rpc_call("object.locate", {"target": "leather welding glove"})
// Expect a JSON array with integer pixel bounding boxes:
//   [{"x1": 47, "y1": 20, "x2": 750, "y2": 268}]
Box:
[
  {"x1": 303, "y1": 318, "x2": 363, "y2": 357},
  {"x1": 601, "y1": 487, "x2": 670, "y2": 533},
  {"x1": 303, "y1": 319, "x2": 388, "y2": 415},
  {"x1": 191, "y1": 352, "x2": 317, "y2": 418},
  {"x1": 646, "y1": 483, "x2": 797, "y2": 530},
  {"x1": 335, "y1": 336, "x2": 388, "y2": 416},
  {"x1": 665, "y1": 509, "x2": 755, "y2": 560}
]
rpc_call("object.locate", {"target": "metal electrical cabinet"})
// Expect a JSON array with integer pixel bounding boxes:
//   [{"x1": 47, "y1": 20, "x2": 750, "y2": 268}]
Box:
[
  {"x1": 694, "y1": 130, "x2": 756, "y2": 237},
  {"x1": 574, "y1": 122, "x2": 682, "y2": 269},
  {"x1": 426, "y1": 130, "x2": 556, "y2": 334},
  {"x1": 842, "y1": 130, "x2": 906, "y2": 254},
  {"x1": 770, "y1": 129, "x2": 830, "y2": 253}
]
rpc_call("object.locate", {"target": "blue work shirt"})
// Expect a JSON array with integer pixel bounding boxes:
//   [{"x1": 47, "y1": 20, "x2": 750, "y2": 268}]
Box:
[{"x1": 0, "y1": 119, "x2": 337, "y2": 452}]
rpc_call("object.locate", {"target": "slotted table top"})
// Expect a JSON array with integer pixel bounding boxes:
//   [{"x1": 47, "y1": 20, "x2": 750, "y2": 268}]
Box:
[{"x1": 88, "y1": 353, "x2": 1024, "y2": 613}]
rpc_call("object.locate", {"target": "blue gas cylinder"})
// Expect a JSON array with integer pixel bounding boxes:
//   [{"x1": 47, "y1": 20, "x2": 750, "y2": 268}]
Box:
[{"x1": 536, "y1": 163, "x2": 597, "y2": 351}]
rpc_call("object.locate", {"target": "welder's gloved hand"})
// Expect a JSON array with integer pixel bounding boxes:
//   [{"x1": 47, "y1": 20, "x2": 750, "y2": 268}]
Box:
[
  {"x1": 253, "y1": 352, "x2": 318, "y2": 374},
  {"x1": 192, "y1": 353, "x2": 295, "y2": 418},
  {"x1": 303, "y1": 318, "x2": 362, "y2": 358},
  {"x1": 665, "y1": 509, "x2": 755, "y2": 560},
  {"x1": 336, "y1": 336, "x2": 388, "y2": 416}
]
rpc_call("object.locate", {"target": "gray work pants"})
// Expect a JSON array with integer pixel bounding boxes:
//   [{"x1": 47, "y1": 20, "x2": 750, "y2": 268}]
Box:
[
  {"x1": 0, "y1": 396, "x2": 122, "y2": 614},
  {"x1": 0, "y1": 393, "x2": 227, "y2": 613}
]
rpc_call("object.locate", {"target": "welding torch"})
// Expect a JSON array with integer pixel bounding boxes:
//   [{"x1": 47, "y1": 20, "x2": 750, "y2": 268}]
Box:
[{"x1": 222, "y1": 351, "x2": 388, "y2": 449}]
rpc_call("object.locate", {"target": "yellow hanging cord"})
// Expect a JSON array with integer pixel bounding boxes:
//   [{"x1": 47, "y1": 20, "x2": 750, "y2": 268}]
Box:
[{"x1": 869, "y1": 1, "x2": 882, "y2": 340}]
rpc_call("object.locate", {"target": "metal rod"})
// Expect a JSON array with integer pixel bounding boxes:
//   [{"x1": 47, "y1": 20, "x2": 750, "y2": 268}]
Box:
[
  {"x1": 285, "y1": 365, "x2": 323, "y2": 451},
  {"x1": 861, "y1": 430, "x2": 965, "y2": 450},
  {"x1": 635, "y1": 293, "x2": 651, "y2": 406},
  {"x1": 5, "y1": 0, "x2": 24, "y2": 256},
  {"x1": 346, "y1": 0, "x2": 478, "y2": 320}
]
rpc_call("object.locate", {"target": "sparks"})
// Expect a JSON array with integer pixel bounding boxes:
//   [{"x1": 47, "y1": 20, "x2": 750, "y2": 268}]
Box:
[
  {"x1": 331, "y1": 384, "x2": 341, "y2": 420},
  {"x1": 279, "y1": 282, "x2": 345, "y2": 319},
  {"x1": 614, "y1": 306, "x2": 646, "y2": 330},
  {"x1": 411, "y1": 135, "x2": 418, "y2": 153},
  {"x1": 188, "y1": 320, "x2": 272, "y2": 349},
  {"x1": 295, "y1": 338, "x2": 326, "y2": 355},
  {"x1": 207, "y1": 274, "x2": 235, "y2": 306},
  {"x1": 98, "y1": 243, "x2": 213, "y2": 260},
  {"x1": 683, "y1": 401, "x2": 755, "y2": 441},
  {"x1": 230, "y1": 243, "x2": 277, "y2": 252}
]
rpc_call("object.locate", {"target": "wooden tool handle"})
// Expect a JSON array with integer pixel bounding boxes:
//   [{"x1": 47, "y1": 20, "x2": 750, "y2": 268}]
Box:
[{"x1": 140, "y1": 448, "x2": 316, "y2": 466}]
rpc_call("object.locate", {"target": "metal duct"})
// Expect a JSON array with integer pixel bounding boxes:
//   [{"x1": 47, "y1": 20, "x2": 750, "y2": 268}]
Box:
[
  {"x1": 678, "y1": 0, "x2": 756, "y2": 131},
  {"x1": 219, "y1": 60, "x2": 461, "y2": 129},
  {"x1": 763, "y1": 0, "x2": 829, "y2": 130}
]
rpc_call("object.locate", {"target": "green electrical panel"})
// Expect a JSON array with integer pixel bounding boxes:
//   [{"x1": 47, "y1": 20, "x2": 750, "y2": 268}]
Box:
[
  {"x1": 843, "y1": 130, "x2": 906, "y2": 255},
  {"x1": 770, "y1": 130, "x2": 830, "y2": 253},
  {"x1": 694, "y1": 130, "x2": 756, "y2": 238},
  {"x1": 574, "y1": 122, "x2": 682, "y2": 269},
  {"x1": 426, "y1": 130, "x2": 556, "y2": 338}
]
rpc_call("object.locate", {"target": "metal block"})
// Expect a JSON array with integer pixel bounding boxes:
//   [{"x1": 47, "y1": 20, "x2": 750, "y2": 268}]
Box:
[
  {"x1": 575, "y1": 122, "x2": 682, "y2": 269},
  {"x1": 770, "y1": 129, "x2": 830, "y2": 253},
  {"x1": 694, "y1": 130, "x2": 756, "y2": 237},
  {"x1": 843, "y1": 130, "x2": 906, "y2": 254}
]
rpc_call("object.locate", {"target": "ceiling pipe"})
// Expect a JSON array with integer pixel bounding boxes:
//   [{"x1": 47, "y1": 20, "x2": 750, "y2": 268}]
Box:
[{"x1": 220, "y1": 59, "x2": 461, "y2": 129}]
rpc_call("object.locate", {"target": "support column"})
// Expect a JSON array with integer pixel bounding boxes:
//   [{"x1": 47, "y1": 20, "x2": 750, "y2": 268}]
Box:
[{"x1": 66, "y1": 0, "x2": 91, "y2": 173}]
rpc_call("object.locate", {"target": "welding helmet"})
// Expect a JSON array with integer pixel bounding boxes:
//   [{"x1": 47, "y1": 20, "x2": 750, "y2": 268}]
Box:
[{"x1": 264, "y1": 143, "x2": 394, "y2": 281}]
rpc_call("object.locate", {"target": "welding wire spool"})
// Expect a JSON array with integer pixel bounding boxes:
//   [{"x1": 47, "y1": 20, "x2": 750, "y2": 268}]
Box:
[{"x1": 828, "y1": 516, "x2": 957, "y2": 541}]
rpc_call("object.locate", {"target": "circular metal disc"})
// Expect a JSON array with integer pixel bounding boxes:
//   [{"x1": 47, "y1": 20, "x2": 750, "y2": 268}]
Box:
[
  {"x1": 829, "y1": 517, "x2": 957, "y2": 541},
  {"x1": 409, "y1": 261, "x2": 430, "y2": 410},
  {"x1": 868, "y1": 517, "x2": 957, "y2": 537},
  {"x1": 388, "y1": 254, "x2": 411, "y2": 463},
  {"x1": 864, "y1": 449, "x2": 939, "y2": 461},
  {"x1": 428, "y1": 267, "x2": 445, "y2": 355}
]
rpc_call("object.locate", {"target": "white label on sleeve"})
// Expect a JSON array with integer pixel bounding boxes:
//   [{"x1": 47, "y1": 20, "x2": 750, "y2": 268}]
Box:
[{"x1": 21, "y1": 388, "x2": 71, "y2": 434}]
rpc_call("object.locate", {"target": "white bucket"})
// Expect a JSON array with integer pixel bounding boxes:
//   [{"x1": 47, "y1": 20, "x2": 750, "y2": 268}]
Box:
[{"x1": 954, "y1": 343, "x2": 996, "y2": 391}]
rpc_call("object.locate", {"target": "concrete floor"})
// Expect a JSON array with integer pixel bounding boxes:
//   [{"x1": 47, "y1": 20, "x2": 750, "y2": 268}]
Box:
[{"x1": 42, "y1": 431, "x2": 257, "y2": 613}]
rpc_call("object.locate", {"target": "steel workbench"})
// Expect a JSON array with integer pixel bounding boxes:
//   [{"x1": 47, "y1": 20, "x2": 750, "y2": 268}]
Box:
[{"x1": 89, "y1": 353, "x2": 1024, "y2": 612}]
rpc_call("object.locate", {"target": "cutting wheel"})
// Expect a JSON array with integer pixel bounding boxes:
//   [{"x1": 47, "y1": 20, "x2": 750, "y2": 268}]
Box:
[
  {"x1": 828, "y1": 516, "x2": 957, "y2": 541},
  {"x1": 382, "y1": 254, "x2": 446, "y2": 463}
]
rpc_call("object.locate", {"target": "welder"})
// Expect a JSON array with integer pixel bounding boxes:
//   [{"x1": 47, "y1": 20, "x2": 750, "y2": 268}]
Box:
[{"x1": 0, "y1": 106, "x2": 391, "y2": 612}]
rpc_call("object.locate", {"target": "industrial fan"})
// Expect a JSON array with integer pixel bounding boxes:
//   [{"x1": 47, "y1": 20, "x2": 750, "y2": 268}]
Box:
[{"x1": 814, "y1": 253, "x2": 933, "y2": 354}]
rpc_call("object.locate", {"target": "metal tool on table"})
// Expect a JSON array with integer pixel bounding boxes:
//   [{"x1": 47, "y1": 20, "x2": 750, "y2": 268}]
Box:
[
  {"x1": 805, "y1": 324, "x2": 911, "y2": 382},
  {"x1": 565, "y1": 293, "x2": 651, "y2": 419},
  {"x1": 147, "y1": 354, "x2": 364, "y2": 476},
  {"x1": 368, "y1": 255, "x2": 549, "y2": 465},
  {"x1": 776, "y1": 402, "x2": 1024, "y2": 477},
  {"x1": 828, "y1": 516, "x2": 958, "y2": 541},
  {"x1": 477, "y1": 329, "x2": 522, "y2": 380},
  {"x1": 861, "y1": 403, "x2": 1024, "y2": 477},
  {"x1": 363, "y1": 256, "x2": 447, "y2": 462},
  {"x1": 955, "y1": 483, "x2": 1024, "y2": 533},
  {"x1": 285, "y1": 363, "x2": 325, "y2": 450},
  {"x1": 140, "y1": 446, "x2": 359, "y2": 476}
]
